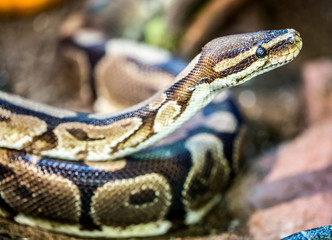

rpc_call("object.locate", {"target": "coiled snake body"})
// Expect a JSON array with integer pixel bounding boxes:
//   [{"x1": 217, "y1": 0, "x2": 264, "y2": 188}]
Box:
[{"x1": 0, "y1": 29, "x2": 302, "y2": 238}]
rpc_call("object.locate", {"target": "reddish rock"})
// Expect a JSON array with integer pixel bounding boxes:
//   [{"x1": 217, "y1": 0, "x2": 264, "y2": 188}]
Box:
[
  {"x1": 227, "y1": 120, "x2": 332, "y2": 240},
  {"x1": 251, "y1": 122, "x2": 332, "y2": 207},
  {"x1": 250, "y1": 193, "x2": 332, "y2": 239},
  {"x1": 303, "y1": 59, "x2": 332, "y2": 124}
]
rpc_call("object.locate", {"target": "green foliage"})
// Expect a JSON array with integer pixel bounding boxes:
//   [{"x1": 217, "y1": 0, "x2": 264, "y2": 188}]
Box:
[{"x1": 144, "y1": 16, "x2": 178, "y2": 52}]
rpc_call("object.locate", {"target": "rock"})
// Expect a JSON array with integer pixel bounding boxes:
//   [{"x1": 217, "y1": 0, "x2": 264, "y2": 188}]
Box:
[
  {"x1": 250, "y1": 193, "x2": 332, "y2": 240},
  {"x1": 237, "y1": 119, "x2": 332, "y2": 240}
]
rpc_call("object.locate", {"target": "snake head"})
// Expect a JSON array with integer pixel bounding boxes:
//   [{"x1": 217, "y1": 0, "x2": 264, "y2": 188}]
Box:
[{"x1": 196, "y1": 29, "x2": 302, "y2": 89}]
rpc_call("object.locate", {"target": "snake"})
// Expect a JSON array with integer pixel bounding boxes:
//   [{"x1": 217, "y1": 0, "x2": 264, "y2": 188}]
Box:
[{"x1": 0, "y1": 29, "x2": 302, "y2": 238}]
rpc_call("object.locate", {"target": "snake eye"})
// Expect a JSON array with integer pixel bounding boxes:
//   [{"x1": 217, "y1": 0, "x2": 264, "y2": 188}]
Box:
[{"x1": 256, "y1": 47, "x2": 267, "y2": 58}]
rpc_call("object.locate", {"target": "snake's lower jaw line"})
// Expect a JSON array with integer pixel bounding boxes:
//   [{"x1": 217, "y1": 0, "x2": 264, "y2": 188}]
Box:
[{"x1": 270, "y1": 45, "x2": 302, "y2": 66}]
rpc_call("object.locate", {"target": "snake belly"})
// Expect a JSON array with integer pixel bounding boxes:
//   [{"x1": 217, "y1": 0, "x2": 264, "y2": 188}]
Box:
[{"x1": 0, "y1": 29, "x2": 302, "y2": 238}]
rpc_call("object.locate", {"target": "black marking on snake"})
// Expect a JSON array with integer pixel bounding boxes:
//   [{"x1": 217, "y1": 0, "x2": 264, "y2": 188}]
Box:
[
  {"x1": 0, "y1": 163, "x2": 13, "y2": 182},
  {"x1": 201, "y1": 151, "x2": 214, "y2": 180},
  {"x1": 219, "y1": 55, "x2": 258, "y2": 78},
  {"x1": 188, "y1": 77, "x2": 212, "y2": 91},
  {"x1": 61, "y1": 37, "x2": 107, "y2": 99},
  {"x1": 268, "y1": 39, "x2": 292, "y2": 54},
  {"x1": 0, "y1": 163, "x2": 19, "y2": 218},
  {"x1": 60, "y1": 37, "x2": 107, "y2": 69},
  {"x1": 187, "y1": 151, "x2": 214, "y2": 201},
  {"x1": 67, "y1": 128, "x2": 106, "y2": 141},
  {"x1": 13, "y1": 184, "x2": 33, "y2": 200},
  {"x1": 110, "y1": 109, "x2": 156, "y2": 153},
  {"x1": 0, "y1": 115, "x2": 10, "y2": 122},
  {"x1": 24, "y1": 130, "x2": 58, "y2": 152},
  {"x1": 129, "y1": 189, "x2": 156, "y2": 205},
  {"x1": 0, "y1": 193, "x2": 17, "y2": 219},
  {"x1": 165, "y1": 77, "x2": 202, "y2": 122}
]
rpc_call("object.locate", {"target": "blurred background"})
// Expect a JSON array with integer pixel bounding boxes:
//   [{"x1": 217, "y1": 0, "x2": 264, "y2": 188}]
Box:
[{"x1": 0, "y1": 0, "x2": 331, "y2": 239}]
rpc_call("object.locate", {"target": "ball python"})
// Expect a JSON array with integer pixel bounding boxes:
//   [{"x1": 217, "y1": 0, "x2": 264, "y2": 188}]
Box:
[
  {"x1": 0, "y1": 29, "x2": 302, "y2": 238},
  {"x1": 282, "y1": 225, "x2": 332, "y2": 240}
]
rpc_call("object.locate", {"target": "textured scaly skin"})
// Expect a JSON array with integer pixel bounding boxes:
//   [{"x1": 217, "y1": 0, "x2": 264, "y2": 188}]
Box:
[{"x1": 0, "y1": 29, "x2": 302, "y2": 238}]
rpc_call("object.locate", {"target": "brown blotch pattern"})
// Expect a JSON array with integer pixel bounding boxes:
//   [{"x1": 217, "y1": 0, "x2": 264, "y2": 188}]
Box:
[
  {"x1": 117, "y1": 118, "x2": 155, "y2": 150},
  {"x1": 153, "y1": 101, "x2": 181, "y2": 132},
  {"x1": 90, "y1": 173, "x2": 171, "y2": 226},
  {"x1": 48, "y1": 117, "x2": 142, "y2": 159},
  {"x1": 0, "y1": 149, "x2": 81, "y2": 223},
  {"x1": 0, "y1": 108, "x2": 47, "y2": 149}
]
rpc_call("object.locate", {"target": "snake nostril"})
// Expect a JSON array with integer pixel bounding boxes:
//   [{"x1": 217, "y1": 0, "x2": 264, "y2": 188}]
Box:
[{"x1": 287, "y1": 37, "x2": 295, "y2": 44}]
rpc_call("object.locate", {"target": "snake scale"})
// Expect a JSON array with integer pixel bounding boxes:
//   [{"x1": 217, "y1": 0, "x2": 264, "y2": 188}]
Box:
[{"x1": 0, "y1": 29, "x2": 302, "y2": 238}]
